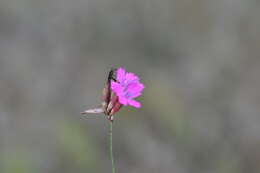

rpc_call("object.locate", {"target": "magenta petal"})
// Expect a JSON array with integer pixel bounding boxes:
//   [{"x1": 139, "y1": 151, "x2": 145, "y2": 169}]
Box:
[
  {"x1": 128, "y1": 100, "x2": 141, "y2": 108},
  {"x1": 116, "y1": 68, "x2": 126, "y2": 82},
  {"x1": 111, "y1": 82, "x2": 123, "y2": 95},
  {"x1": 135, "y1": 83, "x2": 144, "y2": 93},
  {"x1": 111, "y1": 81, "x2": 121, "y2": 90},
  {"x1": 119, "y1": 96, "x2": 128, "y2": 105},
  {"x1": 125, "y1": 72, "x2": 138, "y2": 82},
  {"x1": 126, "y1": 82, "x2": 138, "y2": 90},
  {"x1": 127, "y1": 82, "x2": 144, "y2": 93},
  {"x1": 128, "y1": 92, "x2": 142, "y2": 99},
  {"x1": 111, "y1": 81, "x2": 120, "y2": 90}
]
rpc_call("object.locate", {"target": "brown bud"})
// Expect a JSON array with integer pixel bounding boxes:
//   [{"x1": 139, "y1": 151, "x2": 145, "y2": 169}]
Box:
[
  {"x1": 110, "y1": 102, "x2": 123, "y2": 115},
  {"x1": 106, "y1": 92, "x2": 117, "y2": 115}
]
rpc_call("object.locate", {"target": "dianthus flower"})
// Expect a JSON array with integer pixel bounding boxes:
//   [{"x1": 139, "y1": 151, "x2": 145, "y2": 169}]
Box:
[
  {"x1": 81, "y1": 67, "x2": 144, "y2": 121},
  {"x1": 111, "y1": 68, "x2": 144, "y2": 108}
]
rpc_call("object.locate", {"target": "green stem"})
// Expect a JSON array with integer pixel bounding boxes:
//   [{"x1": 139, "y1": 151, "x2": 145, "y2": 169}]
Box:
[{"x1": 110, "y1": 122, "x2": 116, "y2": 173}]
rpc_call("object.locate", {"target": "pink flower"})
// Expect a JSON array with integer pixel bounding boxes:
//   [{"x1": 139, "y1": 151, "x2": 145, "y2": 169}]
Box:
[{"x1": 111, "y1": 67, "x2": 144, "y2": 108}]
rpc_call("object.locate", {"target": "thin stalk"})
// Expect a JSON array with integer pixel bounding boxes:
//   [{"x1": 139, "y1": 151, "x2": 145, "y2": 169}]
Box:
[{"x1": 109, "y1": 122, "x2": 116, "y2": 173}]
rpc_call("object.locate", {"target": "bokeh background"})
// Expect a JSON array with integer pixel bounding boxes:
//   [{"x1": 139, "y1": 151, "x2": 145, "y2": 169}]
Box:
[{"x1": 1, "y1": 0, "x2": 260, "y2": 173}]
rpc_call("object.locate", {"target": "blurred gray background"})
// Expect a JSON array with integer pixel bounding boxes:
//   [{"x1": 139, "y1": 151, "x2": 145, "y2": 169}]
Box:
[{"x1": 1, "y1": 0, "x2": 260, "y2": 172}]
